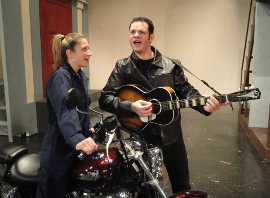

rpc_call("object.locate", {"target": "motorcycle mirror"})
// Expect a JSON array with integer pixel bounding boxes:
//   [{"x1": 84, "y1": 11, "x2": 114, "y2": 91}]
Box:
[{"x1": 65, "y1": 88, "x2": 78, "y2": 110}]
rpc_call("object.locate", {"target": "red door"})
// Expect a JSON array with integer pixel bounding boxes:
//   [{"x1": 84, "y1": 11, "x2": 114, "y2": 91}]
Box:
[{"x1": 39, "y1": 0, "x2": 72, "y2": 97}]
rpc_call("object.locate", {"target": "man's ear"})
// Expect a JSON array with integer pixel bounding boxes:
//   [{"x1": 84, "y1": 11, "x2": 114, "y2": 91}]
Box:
[
  {"x1": 149, "y1": 33, "x2": 155, "y2": 43},
  {"x1": 66, "y1": 49, "x2": 73, "y2": 59}
]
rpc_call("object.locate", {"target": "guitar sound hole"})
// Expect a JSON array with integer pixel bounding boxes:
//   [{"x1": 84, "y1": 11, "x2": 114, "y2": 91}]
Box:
[{"x1": 151, "y1": 99, "x2": 160, "y2": 114}]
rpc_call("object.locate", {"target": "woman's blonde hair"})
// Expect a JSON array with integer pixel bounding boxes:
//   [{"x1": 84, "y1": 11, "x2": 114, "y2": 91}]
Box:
[{"x1": 52, "y1": 33, "x2": 86, "y2": 69}]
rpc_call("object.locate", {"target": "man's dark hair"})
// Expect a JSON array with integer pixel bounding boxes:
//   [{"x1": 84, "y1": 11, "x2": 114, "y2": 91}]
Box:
[{"x1": 129, "y1": 17, "x2": 154, "y2": 36}]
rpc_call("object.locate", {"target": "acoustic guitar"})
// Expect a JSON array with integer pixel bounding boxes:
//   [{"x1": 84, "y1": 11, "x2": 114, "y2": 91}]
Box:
[{"x1": 116, "y1": 84, "x2": 261, "y2": 133}]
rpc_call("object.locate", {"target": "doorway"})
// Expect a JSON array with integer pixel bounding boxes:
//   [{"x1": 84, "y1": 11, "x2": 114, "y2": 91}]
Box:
[{"x1": 39, "y1": 0, "x2": 72, "y2": 97}]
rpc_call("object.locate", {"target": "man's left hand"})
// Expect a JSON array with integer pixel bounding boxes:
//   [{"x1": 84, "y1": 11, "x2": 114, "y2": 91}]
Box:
[{"x1": 203, "y1": 93, "x2": 230, "y2": 113}]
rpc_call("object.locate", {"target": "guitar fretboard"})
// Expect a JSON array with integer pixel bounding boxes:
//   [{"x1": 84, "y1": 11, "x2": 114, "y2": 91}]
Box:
[{"x1": 152, "y1": 95, "x2": 226, "y2": 111}]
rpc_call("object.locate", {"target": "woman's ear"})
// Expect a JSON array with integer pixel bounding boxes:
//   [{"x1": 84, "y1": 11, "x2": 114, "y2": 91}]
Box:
[{"x1": 66, "y1": 49, "x2": 73, "y2": 59}]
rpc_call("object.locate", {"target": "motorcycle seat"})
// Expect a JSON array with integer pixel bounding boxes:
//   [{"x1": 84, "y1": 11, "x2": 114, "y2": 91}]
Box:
[
  {"x1": 10, "y1": 153, "x2": 40, "y2": 188},
  {"x1": 0, "y1": 142, "x2": 28, "y2": 166}
]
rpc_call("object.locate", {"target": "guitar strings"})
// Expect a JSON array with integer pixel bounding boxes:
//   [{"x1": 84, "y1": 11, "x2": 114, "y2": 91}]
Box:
[{"x1": 150, "y1": 96, "x2": 213, "y2": 111}]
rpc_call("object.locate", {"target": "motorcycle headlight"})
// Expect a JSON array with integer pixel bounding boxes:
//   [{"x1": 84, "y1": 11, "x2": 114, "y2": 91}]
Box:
[
  {"x1": 148, "y1": 147, "x2": 165, "y2": 181},
  {"x1": 152, "y1": 166, "x2": 165, "y2": 181},
  {"x1": 148, "y1": 147, "x2": 163, "y2": 168}
]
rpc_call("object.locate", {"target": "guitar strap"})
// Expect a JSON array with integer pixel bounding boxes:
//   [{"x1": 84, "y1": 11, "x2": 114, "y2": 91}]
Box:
[{"x1": 170, "y1": 59, "x2": 234, "y2": 112}]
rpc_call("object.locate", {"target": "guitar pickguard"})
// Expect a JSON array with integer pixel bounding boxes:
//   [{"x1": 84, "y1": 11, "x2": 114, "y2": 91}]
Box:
[{"x1": 140, "y1": 113, "x2": 157, "y2": 123}]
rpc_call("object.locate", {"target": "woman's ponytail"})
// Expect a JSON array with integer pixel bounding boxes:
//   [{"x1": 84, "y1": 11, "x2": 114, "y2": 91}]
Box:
[
  {"x1": 52, "y1": 34, "x2": 65, "y2": 69},
  {"x1": 52, "y1": 33, "x2": 85, "y2": 69}
]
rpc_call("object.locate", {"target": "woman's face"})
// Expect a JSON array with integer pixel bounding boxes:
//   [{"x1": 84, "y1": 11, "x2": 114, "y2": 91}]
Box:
[{"x1": 68, "y1": 38, "x2": 92, "y2": 70}]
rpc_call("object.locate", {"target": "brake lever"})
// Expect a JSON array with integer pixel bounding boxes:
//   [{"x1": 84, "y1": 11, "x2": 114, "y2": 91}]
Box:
[{"x1": 106, "y1": 129, "x2": 115, "y2": 163}]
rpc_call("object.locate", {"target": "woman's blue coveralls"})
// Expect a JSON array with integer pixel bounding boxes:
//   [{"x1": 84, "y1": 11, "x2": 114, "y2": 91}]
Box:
[{"x1": 36, "y1": 61, "x2": 92, "y2": 198}]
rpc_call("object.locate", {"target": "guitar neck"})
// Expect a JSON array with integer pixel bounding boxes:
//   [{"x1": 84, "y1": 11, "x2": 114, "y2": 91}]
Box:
[{"x1": 158, "y1": 95, "x2": 227, "y2": 111}]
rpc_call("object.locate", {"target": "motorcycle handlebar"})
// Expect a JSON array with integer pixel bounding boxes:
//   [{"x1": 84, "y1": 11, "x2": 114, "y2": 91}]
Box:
[
  {"x1": 78, "y1": 133, "x2": 100, "y2": 160},
  {"x1": 77, "y1": 115, "x2": 117, "y2": 160}
]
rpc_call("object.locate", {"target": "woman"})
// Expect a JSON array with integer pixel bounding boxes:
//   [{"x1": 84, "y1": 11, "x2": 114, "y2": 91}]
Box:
[{"x1": 36, "y1": 33, "x2": 98, "y2": 198}]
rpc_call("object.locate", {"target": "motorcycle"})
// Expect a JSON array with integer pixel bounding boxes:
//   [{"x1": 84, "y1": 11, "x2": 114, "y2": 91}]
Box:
[{"x1": 0, "y1": 88, "x2": 207, "y2": 198}]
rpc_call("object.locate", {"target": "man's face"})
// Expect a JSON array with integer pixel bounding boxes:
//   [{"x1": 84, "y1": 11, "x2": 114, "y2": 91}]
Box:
[{"x1": 129, "y1": 21, "x2": 154, "y2": 55}]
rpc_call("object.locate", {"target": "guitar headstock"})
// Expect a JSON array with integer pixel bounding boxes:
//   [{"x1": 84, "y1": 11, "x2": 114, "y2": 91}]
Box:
[{"x1": 227, "y1": 88, "x2": 261, "y2": 102}]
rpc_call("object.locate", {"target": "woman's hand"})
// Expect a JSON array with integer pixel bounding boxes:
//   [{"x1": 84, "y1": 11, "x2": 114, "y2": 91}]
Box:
[{"x1": 76, "y1": 137, "x2": 98, "y2": 155}]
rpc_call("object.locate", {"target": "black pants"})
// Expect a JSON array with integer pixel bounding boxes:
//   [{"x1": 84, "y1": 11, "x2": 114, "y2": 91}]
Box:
[
  {"x1": 141, "y1": 134, "x2": 191, "y2": 193},
  {"x1": 36, "y1": 162, "x2": 72, "y2": 198},
  {"x1": 36, "y1": 150, "x2": 76, "y2": 198}
]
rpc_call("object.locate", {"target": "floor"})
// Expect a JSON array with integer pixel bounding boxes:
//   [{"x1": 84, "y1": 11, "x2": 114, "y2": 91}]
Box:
[{"x1": 1, "y1": 103, "x2": 270, "y2": 198}]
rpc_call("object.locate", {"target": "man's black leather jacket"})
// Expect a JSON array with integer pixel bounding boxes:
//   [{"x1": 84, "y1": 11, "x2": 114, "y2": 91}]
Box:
[{"x1": 99, "y1": 46, "x2": 210, "y2": 145}]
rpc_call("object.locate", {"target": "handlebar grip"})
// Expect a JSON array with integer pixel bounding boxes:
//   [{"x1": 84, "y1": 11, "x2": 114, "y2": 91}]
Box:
[
  {"x1": 78, "y1": 133, "x2": 100, "y2": 160},
  {"x1": 92, "y1": 133, "x2": 100, "y2": 142}
]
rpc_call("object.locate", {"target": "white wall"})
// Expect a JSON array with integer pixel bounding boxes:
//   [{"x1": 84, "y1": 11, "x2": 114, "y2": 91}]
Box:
[
  {"x1": 249, "y1": 2, "x2": 270, "y2": 128},
  {"x1": 88, "y1": 0, "x2": 250, "y2": 95}
]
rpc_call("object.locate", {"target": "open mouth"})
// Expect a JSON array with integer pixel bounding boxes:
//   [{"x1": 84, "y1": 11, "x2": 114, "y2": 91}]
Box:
[{"x1": 134, "y1": 41, "x2": 141, "y2": 44}]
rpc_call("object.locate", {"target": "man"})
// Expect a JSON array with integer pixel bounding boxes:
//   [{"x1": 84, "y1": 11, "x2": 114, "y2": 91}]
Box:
[{"x1": 99, "y1": 17, "x2": 229, "y2": 194}]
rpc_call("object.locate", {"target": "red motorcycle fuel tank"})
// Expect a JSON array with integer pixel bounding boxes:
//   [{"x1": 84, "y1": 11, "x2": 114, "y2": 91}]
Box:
[{"x1": 72, "y1": 147, "x2": 123, "y2": 187}]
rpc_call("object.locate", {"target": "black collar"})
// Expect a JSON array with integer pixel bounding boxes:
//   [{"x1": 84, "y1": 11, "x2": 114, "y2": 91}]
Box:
[{"x1": 130, "y1": 46, "x2": 164, "y2": 68}]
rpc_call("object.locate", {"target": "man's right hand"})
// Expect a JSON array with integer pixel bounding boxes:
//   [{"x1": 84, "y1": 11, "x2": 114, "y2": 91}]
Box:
[
  {"x1": 131, "y1": 100, "x2": 152, "y2": 117},
  {"x1": 76, "y1": 137, "x2": 98, "y2": 155}
]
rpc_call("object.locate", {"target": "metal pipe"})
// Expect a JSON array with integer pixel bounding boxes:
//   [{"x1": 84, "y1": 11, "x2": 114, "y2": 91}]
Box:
[{"x1": 240, "y1": 0, "x2": 253, "y2": 90}]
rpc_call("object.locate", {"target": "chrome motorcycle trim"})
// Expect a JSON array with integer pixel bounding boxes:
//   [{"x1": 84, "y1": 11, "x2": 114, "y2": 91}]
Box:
[
  {"x1": 137, "y1": 156, "x2": 167, "y2": 198},
  {"x1": 77, "y1": 170, "x2": 100, "y2": 181},
  {"x1": 116, "y1": 190, "x2": 133, "y2": 198},
  {"x1": 92, "y1": 152, "x2": 105, "y2": 160},
  {"x1": 148, "y1": 147, "x2": 163, "y2": 168},
  {"x1": 148, "y1": 147, "x2": 164, "y2": 181},
  {"x1": 99, "y1": 188, "x2": 133, "y2": 198},
  {"x1": 82, "y1": 192, "x2": 91, "y2": 198},
  {"x1": 117, "y1": 139, "x2": 145, "y2": 162},
  {"x1": 152, "y1": 167, "x2": 164, "y2": 181},
  {"x1": 132, "y1": 162, "x2": 140, "y2": 172},
  {"x1": 105, "y1": 131, "x2": 115, "y2": 164},
  {"x1": 122, "y1": 141, "x2": 167, "y2": 198}
]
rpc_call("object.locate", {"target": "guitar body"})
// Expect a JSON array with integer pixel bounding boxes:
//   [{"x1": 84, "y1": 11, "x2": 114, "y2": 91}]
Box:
[
  {"x1": 116, "y1": 84, "x2": 261, "y2": 133},
  {"x1": 117, "y1": 85, "x2": 179, "y2": 133}
]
